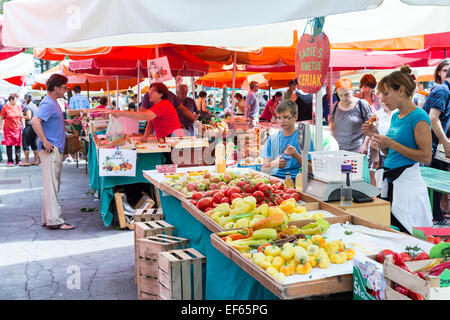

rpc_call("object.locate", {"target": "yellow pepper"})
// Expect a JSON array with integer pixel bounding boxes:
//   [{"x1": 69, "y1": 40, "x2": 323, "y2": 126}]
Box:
[
  {"x1": 344, "y1": 248, "x2": 356, "y2": 260},
  {"x1": 280, "y1": 263, "x2": 296, "y2": 276},
  {"x1": 273, "y1": 272, "x2": 286, "y2": 283},
  {"x1": 253, "y1": 252, "x2": 266, "y2": 266},
  {"x1": 271, "y1": 256, "x2": 285, "y2": 270},
  {"x1": 294, "y1": 247, "x2": 309, "y2": 264},
  {"x1": 297, "y1": 239, "x2": 312, "y2": 249},
  {"x1": 306, "y1": 244, "x2": 320, "y2": 257},
  {"x1": 264, "y1": 245, "x2": 281, "y2": 257},
  {"x1": 308, "y1": 255, "x2": 318, "y2": 267},
  {"x1": 282, "y1": 242, "x2": 294, "y2": 250},
  {"x1": 336, "y1": 240, "x2": 346, "y2": 252},
  {"x1": 330, "y1": 252, "x2": 348, "y2": 264},
  {"x1": 259, "y1": 260, "x2": 271, "y2": 270},
  {"x1": 242, "y1": 252, "x2": 252, "y2": 259},
  {"x1": 266, "y1": 266, "x2": 278, "y2": 276},
  {"x1": 259, "y1": 204, "x2": 270, "y2": 217},
  {"x1": 296, "y1": 262, "x2": 313, "y2": 275},
  {"x1": 325, "y1": 241, "x2": 340, "y2": 256},
  {"x1": 293, "y1": 206, "x2": 307, "y2": 213},
  {"x1": 279, "y1": 200, "x2": 296, "y2": 214},
  {"x1": 265, "y1": 255, "x2": 274, "y2": 263},
  {"x1": 311, "y1": 235, "x2": 326, "y2": 248},
  {"x1": 281, "y1": 246, "x2": 295, "y2": 261},
  {"x1": 318, "y1": 255, "x2": 331, "y2": 269}
]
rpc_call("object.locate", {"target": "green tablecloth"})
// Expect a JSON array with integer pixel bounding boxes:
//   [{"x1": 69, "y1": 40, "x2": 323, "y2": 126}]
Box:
[
  {"x1": 88, "y1": 134, "x2": 165, "y2": 226},
  {"x1": 158, "y1": 190, "x2": 279, "y2": 300},
  {"x1": 420, "y1": 166, "x2": 450, "y2": 194}
]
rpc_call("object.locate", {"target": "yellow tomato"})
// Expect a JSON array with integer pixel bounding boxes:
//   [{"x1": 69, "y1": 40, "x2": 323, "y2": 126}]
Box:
[
  {"x1": 271, "y1": 256, "x2": 285, "y2": 270},
  {"x1": 296, "y1": 262, "x2": 313, "y2": 275}
]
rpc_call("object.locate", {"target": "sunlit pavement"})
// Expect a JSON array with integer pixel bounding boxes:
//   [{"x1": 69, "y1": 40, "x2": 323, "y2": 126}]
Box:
[{"x1": 0, "y1": 156, "x2": 137, "y2": 300}]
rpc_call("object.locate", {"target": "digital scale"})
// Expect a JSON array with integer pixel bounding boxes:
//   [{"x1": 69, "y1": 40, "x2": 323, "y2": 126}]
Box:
[{"x1": 297, "y1": 123, "x2": 380, "y2": 202}]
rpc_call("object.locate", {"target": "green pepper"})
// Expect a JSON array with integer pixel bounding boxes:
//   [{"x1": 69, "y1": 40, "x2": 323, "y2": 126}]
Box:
[{"x1": 224, "y1": 211, "x2": 255, "y2": 222}]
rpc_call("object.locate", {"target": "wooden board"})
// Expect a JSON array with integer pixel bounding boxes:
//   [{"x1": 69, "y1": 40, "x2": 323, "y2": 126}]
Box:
[{"x1": 113, "y1": 192, "x2": 133, "y2": 230}]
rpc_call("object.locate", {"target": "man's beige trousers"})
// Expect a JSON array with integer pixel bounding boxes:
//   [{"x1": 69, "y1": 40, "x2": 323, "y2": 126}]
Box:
[{"x1": 39, "y1": 148, "x2": 65, "y2": 226}]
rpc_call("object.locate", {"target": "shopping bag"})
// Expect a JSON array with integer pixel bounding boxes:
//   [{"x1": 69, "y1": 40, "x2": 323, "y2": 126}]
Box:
[{"x1": 105, "y1": 115, "x2": 125, "y2": 142}]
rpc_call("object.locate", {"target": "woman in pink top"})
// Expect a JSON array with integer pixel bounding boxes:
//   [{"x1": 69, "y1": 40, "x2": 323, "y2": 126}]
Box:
[
  {"x1": 0, "y1": 93, "x2": 24, "y2": 165},
  {"x1": 95, "y1": 96, "x2": 108, "y2": 109},
  {"x1": 259, "y1": 91, "x2": 282, "y2": 122}
]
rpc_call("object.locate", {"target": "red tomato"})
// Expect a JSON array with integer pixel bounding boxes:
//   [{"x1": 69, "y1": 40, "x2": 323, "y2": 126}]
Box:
[
  {"x1": 192, "y1": 192, "x2": 204, "y2": 201},
  {"x1": 434, "y1": 237, "x2": 442, "y2": 244},
  {"x1": 244, "y1": 183, "x2": 253, "y2": 194},
  {"x1": 281, "y1": 194, "x2": 292, "y2": 201},
  {"x1": 290, "y1": 192, "x2": 301, "y2": 202},
  {"x1": 189, "y1": 199, "x2": 198, "y2": 205},
  {"x1": 252, "y1": 191, "x2": 265, "y2": 203},
  {"x1": 425, "y1": 235, "x2": 435, "y2": 243},
  {"x1": 258, "y1": 184, "x2": 271, "y2": 196},
  {"x1": 446, "y1": 238, "x2": 450, "y2": 243},
  {"x1": 376, "y1": 249, "x2": 395, "y2": 263},
  {"x1": 212, "y1": 192, "x2": 225, "y2": 204},
  {"x1": 220, "y1": 197, "x2": 230, "y2": 204},
  {"x1": 400, "y1": 252, "x2": 413, "y2": 263},
  {"x1": 226, "y1": 186, "x2": 240, "y2": 198},
  {"x1": 230, "y1": 193, "x2": 243, "y2": 201},
  {"x1": 414, "y1": 252, "x2": 430, "y2": 261},
  {"x1": 285, "y1": 188, "x2": 297, "y2": 194},
  {"x1": 197, "y1": 197, "x2": 213, "y2": 211},
  {"x1": 254, "y1": 182, "x2": 264, "y2": 191},
  {"x1": 238, "y1": 181, "x2": 246, "y2": 189},
  {"x1": 276, "y1": 198, "x2": 283, "y2": 205}
]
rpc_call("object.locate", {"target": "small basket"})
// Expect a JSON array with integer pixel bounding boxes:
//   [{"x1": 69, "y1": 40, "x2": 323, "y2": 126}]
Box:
[
  {"x1": 64, "y1": 124, "x2": 81, "y2": 155},
  {"x1": 237, "y1": 162, "x2": 262, "y2": 171},
  {"x1": 309, "y1": 150, "x2": 364, "y2": 182}
]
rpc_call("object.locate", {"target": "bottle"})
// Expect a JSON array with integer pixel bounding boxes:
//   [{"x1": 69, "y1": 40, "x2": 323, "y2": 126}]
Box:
[
  {"x1": 226, "y1": 138, "x2": 234, "y2": 161},
  {"x1": 233, "y1": 145, "x2": 239, "y2": 161},
  {"x1": 215, "y1": 139, "x2": 226, "y2": 174},
  {"x1": 285, "y1": 172, "x2": 294, "y2": 188},
  {"x1": 295, "y1": 168, "x2": 303, "y2": 191},
  {"x1": 340, "y1": 164, "x2": 353, "y2": 206}
]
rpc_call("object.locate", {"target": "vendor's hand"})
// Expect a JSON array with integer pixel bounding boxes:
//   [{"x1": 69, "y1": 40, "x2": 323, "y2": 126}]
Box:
[
  {"x1": 42, "y1": 140, "x2": 54, "y2": 153},
  {"x1": 362, "y1": 121, "x2": 377, "y2": 137},
  {"x1": 372, "y1": 134, "x2": 392, "y2": 149},
  {"x1": 272, "y1": 157, "x2": 287, "y2": 169},
  {"x1": 359, "y1": 144, "x2": 368, "y2": 155},
  {"x1": 444, "y1": 140, "x2": 450, "y2": 158},
  {"x1": 284, "y1": 144, "x2": 300, "y2": 159}
]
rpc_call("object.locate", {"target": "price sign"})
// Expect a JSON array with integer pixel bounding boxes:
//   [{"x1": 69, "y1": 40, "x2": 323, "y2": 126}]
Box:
[{"x1": 295, "y1": 32, "x2": 330, "y2": 93}]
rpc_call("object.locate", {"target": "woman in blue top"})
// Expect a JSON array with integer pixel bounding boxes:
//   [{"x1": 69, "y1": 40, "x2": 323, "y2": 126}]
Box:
[{"x1": 362, "y1": 65, "x2": 433, "y2": 233}]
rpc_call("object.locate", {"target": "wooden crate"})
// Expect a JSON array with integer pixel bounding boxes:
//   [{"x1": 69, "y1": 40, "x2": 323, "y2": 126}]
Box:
[
  {"x1": 134, "y1": 220, "x2": 176, "y2": 284},
  {"x1": 134, "y1": 220, "x2": 175, "y2": 239},
  {"x1": 134, "y1": 208, "x2": 164, "y2": 223},
  {"x1": 136, "y1": 235, "x2": 189, "y2": 300},
  {"x1": 158, "y1": 248, "x2": 206, "y2": 300},
  {"x1": 383, "y1": 255, "x2": 450, "y2": 300}
]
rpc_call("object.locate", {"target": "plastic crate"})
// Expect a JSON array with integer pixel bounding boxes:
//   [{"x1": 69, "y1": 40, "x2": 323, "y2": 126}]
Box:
[
  {"x1": 309, "y1": 150, "x2": 364, "y2": 182},
  {"x1": 237, "y1": 162, "x2": 262, "y2": 171},
  {"x1": 156, "y1": 164, "x2": 178, "y2": 174}
]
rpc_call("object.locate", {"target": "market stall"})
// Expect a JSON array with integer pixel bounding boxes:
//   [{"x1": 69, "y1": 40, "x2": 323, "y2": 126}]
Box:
[{"x1": 141, "y1": 165, "x2": 445, "y2": 300}]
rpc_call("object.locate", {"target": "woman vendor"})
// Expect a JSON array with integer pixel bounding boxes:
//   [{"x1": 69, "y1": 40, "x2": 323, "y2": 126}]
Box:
[
  {"x1": 362, "y1": 65, "x2": 433, "y2": 234},
  {"x1": 111, "y1": 83, "x2": 182, "y2": 140}
]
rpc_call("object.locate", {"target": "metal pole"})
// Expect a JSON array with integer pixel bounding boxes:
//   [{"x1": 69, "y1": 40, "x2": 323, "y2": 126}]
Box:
[
  {"x1": 137, "y1": 63, "x2": 141, "y2": 110},
  {"x1": 329, "y1": 67, "x2": 333, "y2": 121},
  {"x1": 214, "y1": 79, "x2": 216, "y2": 113},
  {"x1": 315, "y1": 89, "x2": 323, "y2": 151},
  {"x1": 116, "y1": 76, "x2": 119, "y2": 110},
  {"x1": 107, "y1": 79, "x2": 110, "y2": 107},
  {"x1": 231, "y1": 51, "x2": 237, "y2": 121},
  {"x1": 191, "y1": 76, "x2": 195, "y2": 99},
  {"x1": 86, "y1": 79, "x2": 90, "y2": 101}
]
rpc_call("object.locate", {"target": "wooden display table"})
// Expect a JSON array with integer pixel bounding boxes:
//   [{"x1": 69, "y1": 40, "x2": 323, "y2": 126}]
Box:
[{"x1": 327, "y1": 198, "x2": 391, "y2": 227}]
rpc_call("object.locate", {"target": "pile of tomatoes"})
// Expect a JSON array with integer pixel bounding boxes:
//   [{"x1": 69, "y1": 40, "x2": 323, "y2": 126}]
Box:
[{"x1": 189, "y1": 181, "x2": 303, "y2": 212}]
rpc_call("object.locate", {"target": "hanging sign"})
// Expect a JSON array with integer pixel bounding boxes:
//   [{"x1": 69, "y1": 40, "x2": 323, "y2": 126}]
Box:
[
  {"x1": 99, "y1": 148, "x2": 137, "y2": 177},
  {"x1": 295, "y1": 32, "x2": 330, "y2": 94},
  {"x1": 147, "y1": 56, "x2": 172, "y2": 83}
]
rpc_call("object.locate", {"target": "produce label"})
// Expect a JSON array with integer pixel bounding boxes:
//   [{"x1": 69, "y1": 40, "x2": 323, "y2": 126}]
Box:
[
  {"x1": 99, "y1": 148, "x2": 137, "y2": 177},
  {"x1": 440, "y1": 269, "x2": 450, "y2": 288},
  {"x1": 353, "y1": 256, "x2": 385, "y2": 300},
  {"x1": 295, "y1": 32, "x2": 330, "y2": 94},
  {"x1": 147, "y1": 56, "x2": 172, "y2": 83}
]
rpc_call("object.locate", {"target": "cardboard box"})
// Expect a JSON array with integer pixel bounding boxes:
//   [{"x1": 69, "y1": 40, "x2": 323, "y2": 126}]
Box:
[{"x1": 353, "y1": 255, "x2": 386, "y2": 300}]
